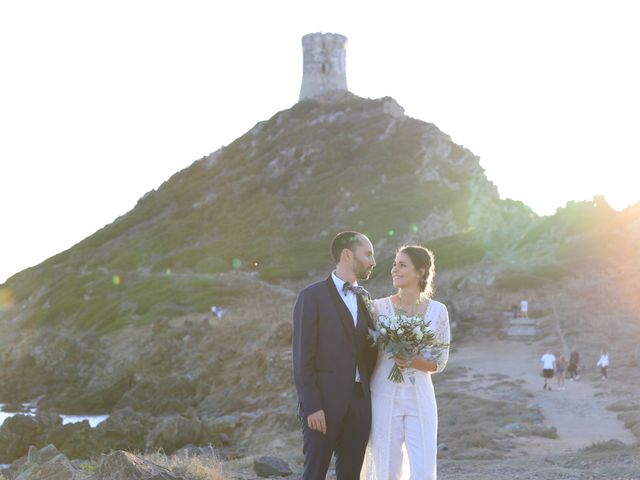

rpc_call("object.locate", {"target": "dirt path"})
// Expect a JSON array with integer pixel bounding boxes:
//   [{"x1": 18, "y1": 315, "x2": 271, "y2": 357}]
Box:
[{"x1": 449, "y1": 338, "x2": 635, "y2": 454}]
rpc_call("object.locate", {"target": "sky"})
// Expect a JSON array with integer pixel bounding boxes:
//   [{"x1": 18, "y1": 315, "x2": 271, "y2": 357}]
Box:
[{"x1": 1, "y1": 0, "x2": 639, "y2": 284}]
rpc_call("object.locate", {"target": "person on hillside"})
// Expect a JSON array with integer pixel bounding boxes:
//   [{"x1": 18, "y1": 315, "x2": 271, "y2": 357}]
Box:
[
  {"x1": 568, "y1": 346, "x2": 580, "y2": 381},
  {"x1": 597, "y1": 349, "x2": 609, "y2": 380},
  {"x1": 520, "y1": 300, "x2": 529, "y2": 319},
  {"x1": 540, "y1": 350, "x2": 556, "y2": 390},
  {"x1": 556, "y1": 354, "x2": 567, "y2": 390}
]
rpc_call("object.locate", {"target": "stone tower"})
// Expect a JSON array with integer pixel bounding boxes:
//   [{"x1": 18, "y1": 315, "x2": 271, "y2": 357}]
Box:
[{"x1": 299, "y1": 33, "x2": 348, "y2": 101}]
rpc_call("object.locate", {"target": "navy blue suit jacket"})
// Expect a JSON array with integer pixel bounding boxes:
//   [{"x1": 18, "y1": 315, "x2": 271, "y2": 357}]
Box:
[{"x1": 292, "y1": 276, "x2": 378, "y2": 423}]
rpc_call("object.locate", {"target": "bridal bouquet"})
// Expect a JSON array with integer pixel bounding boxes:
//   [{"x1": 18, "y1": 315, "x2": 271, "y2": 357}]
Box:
[{"x1": 369, "y1": 311, "x2": 448, "y2": 383}]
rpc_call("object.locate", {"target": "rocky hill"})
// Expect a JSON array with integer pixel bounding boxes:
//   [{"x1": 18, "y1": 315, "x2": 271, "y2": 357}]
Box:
[{"x1": 1, "y1": 93, "x2": 639, "y2": 468}]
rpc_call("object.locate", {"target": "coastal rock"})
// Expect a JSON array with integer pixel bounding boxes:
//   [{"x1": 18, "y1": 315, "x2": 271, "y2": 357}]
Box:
[
  {"x1": 145, "y1": 414, "x2": 202, "y2": 454},
  {"x1": 172, "y1": 443, "x2": 216, "y2": 460},
  {"x1": 95, "y1": 407, "x2": 153, "y2": 452},
  {"x1": 115, "y1": 374, "x2": 196, "y2": 415},
  {"x1": 0, "y1": 412, "x2": 62, "y2": 463},
  {"x1": 3, "y1": 444, "x2": 61, "y2": 479},
  {"x1": 15, "y1": 452, "x2": 88, "y2": 480},
  {"x1": 46, "y1": 420, "x2": 99, "y2": 460},
  {"x1": 503, "y1": 422, "x2": 558, "y2": 438},
  {"x1": 80, "y1": 367, "x2": 133, "y2": 412},
  {"x1": 199, "y1": 414, "x2": 241, "y2": 445},
  {"x1": 27, "y1": 444, "x2": 62, "y2": 464},
  {"x1": 253, "y1": 456, "x2": 292, "y2": 477},
  {"x1": 96, "y1": 450, "x2": 184, "y2": 479}
]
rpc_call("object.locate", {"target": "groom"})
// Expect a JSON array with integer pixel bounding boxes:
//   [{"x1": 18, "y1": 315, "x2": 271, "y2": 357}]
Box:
[{"x1": 293, "y1": 231, "x2": 378, "y2": 480}]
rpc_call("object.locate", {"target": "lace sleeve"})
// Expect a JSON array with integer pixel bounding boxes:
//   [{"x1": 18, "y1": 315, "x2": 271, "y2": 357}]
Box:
[
  {"x1": 370, "y1": 297, "x2": 390, "y2": 327},
  {"x1": 430, "y1": 303, "x2": 451, "y2": 373}
]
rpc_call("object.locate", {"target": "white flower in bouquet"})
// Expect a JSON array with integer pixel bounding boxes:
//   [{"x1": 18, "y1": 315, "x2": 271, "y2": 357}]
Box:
[{"x1": 368, "y1": 308, "x2": 449, "y2": 384}]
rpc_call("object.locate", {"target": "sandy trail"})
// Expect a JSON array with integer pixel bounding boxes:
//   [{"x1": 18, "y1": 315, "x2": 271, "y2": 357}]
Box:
[{"x1": 448, "y1": 338, "x2": 635, "y2": 454}]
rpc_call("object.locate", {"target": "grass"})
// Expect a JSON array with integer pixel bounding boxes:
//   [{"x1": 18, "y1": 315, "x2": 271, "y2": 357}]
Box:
[
  {"x1": 145, "y1": 450, "x2": 226, "y2": 480},
  {"x1": 20, "y1": 269, "x2": 248, "y2": 333},
  {"x1": 579, "y1": 440, "x2": 628, "y2": 453},
  {"x1": 427, "y1": 232, "x2": 489, "y2": 269},
  {"x1": 436, "y1": 390, "x2": 537, "y2": 457},
  {"x1": 79, "y1": 462, "x2": 97, "y2": 474},
  {"x1": 606, "y1": 401, "x2": 640, "y2": 412},
  {"x1": 493, "y1": 261, "x2": 568, "y2": 290}
]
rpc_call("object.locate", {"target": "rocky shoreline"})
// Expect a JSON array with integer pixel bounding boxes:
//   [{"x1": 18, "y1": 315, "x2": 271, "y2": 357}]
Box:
[{"x1": 1, "y1": 443, "x2": 225, "y2": 480}]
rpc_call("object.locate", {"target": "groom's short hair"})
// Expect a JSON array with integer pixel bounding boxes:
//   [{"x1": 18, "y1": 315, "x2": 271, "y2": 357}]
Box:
[{"x1": 331, "y1": 231, "x2": 362, "y2": 263}]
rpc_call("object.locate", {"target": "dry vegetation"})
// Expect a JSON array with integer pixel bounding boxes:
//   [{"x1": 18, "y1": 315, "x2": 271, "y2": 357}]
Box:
[{"x1": 144, "y1": 451, "x2": 226, "y2": 480}]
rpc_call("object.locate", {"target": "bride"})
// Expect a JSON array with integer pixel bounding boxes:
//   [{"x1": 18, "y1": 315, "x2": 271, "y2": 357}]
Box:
[{"x1": 362, "y1": 245, "x2": 451, "y2": 480}]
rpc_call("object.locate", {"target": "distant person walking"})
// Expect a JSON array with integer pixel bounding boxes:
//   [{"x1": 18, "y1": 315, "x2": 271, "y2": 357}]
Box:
[
  {"x1": 520, "y1": 300, "x2": 528, "y2": 319},
  {"x1": 541, "y1": 351, "x2": 556, "y2": 390},
  {"x1": 556, "y1": 355, "x2": 567, "y2": 390},
  {"x1": 597, "y1": 349, "x2": 609, "y2": 380},
  {"x1": 568, "y1": 346, "x2": 580, "y2": 381}
]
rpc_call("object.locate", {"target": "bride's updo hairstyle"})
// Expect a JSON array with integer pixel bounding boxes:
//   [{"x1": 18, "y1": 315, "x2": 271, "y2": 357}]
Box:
[{"x1": 398, "y1": 245, "x2": 435, "y2": 300}]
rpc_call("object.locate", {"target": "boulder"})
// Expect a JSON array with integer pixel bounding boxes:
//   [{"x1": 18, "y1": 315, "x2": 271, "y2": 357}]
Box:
[
  {"x1": 15, "y1": 452, "x2": 88, "y2": 480},
  {"x1": 3, "y1": 444, "x2": 61, "y2": 479},
  {"x1": 172, "y1": 443, "x2": 216, "y2": 460},
  {"x1": 264, "y1": 352, "x2": 293, "y2": 387},
  {"x1": 253, "y1": 456, "x2": 292, "y2": 477},
  {"x1": 145, "y1": 414, "x2": 202, "y2": 454},
  {"x1": 0, "y1": 412, "x2": 62, "y2": 463},
  {"x1": 80, "y1": 367, "x2": 134, "y2": 412},
  {"x1": 265, "y1": 322, "x2": 292, "y2": 348},
  {"x1": 115, "y1": 375, "x2": 196, "y2": 415},
  {"x1": 27, "y1": 444, "x2": 62, "y2": 465},
  {"x1": 602, "y1": 438, "x2": 627, "y2": 449},
  {"x1": 95, "y1": 407, "x2": 152, "y2": 452},
  {"x1": 199, "y1": 414, "x2": 240, "y2": 446},
  {"x1": 46, "y1": 420, "x2": 99, "y2": 460},
  {"x1": 96, "y1": 450, "x2": 185, "y2": 479},
  {"x1": 503, "y1": 422, "x2": 557, "y2": 438}
]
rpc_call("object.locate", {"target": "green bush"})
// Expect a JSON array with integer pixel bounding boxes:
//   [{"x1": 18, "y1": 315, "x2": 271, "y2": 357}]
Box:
[{"x1": 194, "y1": 256, "x2": 230, "y2": 274}]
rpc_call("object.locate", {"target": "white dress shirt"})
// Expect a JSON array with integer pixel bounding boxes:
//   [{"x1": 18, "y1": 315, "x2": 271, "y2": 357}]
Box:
[{"x1": 331, "y1": 271, "x2": 361, "y2": 382}]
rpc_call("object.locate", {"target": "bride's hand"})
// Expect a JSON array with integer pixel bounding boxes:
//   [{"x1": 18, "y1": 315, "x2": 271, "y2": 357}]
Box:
[{"x1": 394, "y1": 355, "x2": 414, "y2": 370}]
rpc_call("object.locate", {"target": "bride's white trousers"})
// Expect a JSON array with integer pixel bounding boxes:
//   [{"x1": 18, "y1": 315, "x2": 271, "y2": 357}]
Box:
[{"x1": 388, "y1": 385, "x2": 436, "y2": 480}]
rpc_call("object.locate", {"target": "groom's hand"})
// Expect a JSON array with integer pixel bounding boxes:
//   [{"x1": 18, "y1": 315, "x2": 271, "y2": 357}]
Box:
[{"x1": 307, "y1": 409, "x2": 327, "y2": 434}]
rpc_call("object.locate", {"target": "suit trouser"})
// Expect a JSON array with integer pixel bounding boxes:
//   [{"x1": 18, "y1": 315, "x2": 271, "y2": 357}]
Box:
[
  {"x1": 388, "y1": 386, "x2": 437, "y2": 480},
  {"x1": 302, "y1": 383, "x2": 371, "y2": 480}
]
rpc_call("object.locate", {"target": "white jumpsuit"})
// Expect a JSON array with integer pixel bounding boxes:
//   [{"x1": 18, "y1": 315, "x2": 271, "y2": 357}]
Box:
[{"x1": 361, "y1": 297, "x2": 451, "y2": 480}]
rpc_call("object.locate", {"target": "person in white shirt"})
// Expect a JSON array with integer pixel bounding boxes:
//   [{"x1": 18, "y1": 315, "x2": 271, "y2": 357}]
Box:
[
  {"x1": 540, "y1": 351, "x2": 556, "y2": 390},
  {"x1": 596, "y1": 349, "x2": 609, "y2": 379}
]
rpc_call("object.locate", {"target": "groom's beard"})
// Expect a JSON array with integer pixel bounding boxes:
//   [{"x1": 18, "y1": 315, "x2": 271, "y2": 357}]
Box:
[{"x1": 354, "y1": 259, "x2": 373, "y2": 281}]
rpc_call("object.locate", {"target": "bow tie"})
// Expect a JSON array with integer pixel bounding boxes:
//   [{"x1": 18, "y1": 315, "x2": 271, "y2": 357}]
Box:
[{"x1": 342, "y1": 282, "x2": 369, "y2": 298}]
